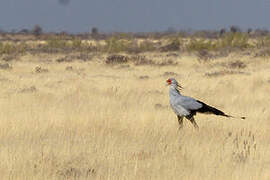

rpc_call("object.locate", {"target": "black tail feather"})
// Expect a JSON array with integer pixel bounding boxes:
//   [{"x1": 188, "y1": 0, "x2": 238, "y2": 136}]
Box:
[{"x1": 195, "y1": 101, "x2": 245, "y2": 120}]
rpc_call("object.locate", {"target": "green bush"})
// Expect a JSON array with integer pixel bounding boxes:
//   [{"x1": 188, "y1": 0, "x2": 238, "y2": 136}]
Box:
[
  {"x1": 0, "y1": 43, "x2": 16, "y2": 54},
  {"x1": 257, "y1": 35, "x2": 270, "y2": 48},
  {"x1": 0, "y1": 42, "x2": 27, "y2": 55},
  {"x1": 46, "y1": 38, "x2": 69, "y2": 49},
  {"x1": 138, "y1": 40, "x2": 156, "y2": 52},
  {"x1": 186, "y1": 39, "x2": 217, "y2": 51},
  {"x1": 160, "y1": 38, "x2": 181, "y2": 52},
  {"x1": 71, "y1": 38, "x2": 82, "y2": 49},
  {"x1": 43, "y1": 37, "x2": 84, "y2": 52},
  {"x1": 218, "y1": 32, "x2": 250, "y2": 49},
  {"x1": 186, "y1": 33, "x2": 251, "y2": 52},
  {"x1": 105, "y1": 36, "x2": 131, "y2": 53}
]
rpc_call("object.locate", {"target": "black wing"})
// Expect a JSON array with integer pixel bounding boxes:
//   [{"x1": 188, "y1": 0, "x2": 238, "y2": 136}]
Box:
[{"x1": 192, "y1": 100, "x2": 230, "y2": 117}]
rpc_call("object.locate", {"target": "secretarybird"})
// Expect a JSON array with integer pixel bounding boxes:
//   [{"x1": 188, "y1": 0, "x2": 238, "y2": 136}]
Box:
[{"x1": 166, "y1": 78, "x2": 245, "y2": 129}]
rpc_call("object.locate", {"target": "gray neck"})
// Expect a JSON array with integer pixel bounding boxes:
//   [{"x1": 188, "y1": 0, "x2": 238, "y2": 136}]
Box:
[{"x1": 169, "y1": 85, "x2": 181, "y2": 97}]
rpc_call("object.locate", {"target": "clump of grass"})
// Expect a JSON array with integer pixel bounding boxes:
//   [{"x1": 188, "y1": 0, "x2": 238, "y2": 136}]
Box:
[
  {"x1": 71, "y1": 53, "x2": 93, "y2": 61},
  {"x1": 158, "y1": 59, "x2": 177, "y2": 66},
  {"x1": 254, "y1": 48, "x2": 270, "y2": 57},
  {"x1": 230, "y1": 129, "x2": 257, "y2": 164},
  {"x1": 137, "y1": 40, "x2": 156, "y2": 52},
  {"x1": 42, "y1": 37, "x2": 85, "y2": 53},
  {"x1": 163, "y1": 71, "x2": 178, "y2": 76},
  {"x1": 1, "y1": 53, "x2": 21, "y2": 61},
  {"x1": 227, "y1": 60, "x2": 246, "y2": 69},
  {"x1": 0, "y1": 43, "x2": 16, "y2": 54},
  {"x1": 129, "y1": 55, "x2": 177, "y2": 66},
  {"x1": 56, "y1": 56, "x2": 73, "y2": 63},
  {"x1": 196, "y1": 50, "x2": 215, "y2": 61},
  {"x1": 0, "y1": 62, "x2": 12, "y2": 70},
  {"x1": 126, "y1": 40, "x2": 157, "y2": 54},
  {"x1": 160, "y1": 38, "x2": 181, "y2": 52},
  {"x1": 105, "y1": 36, "x2": 131, "y2": 53},
  {"x1": 218, "y1": 32, "x2": 250, "y2": 49},
  {"x1": 35, "y1": 66, "x2": 49, "y2": 73},
  {"x1": 71, "y1": 38, "x2": 83, "y2": 49},
  {"x1": 44, "y1": 37, "x2": 69, "y2": 51},
  {"x1": 138, "y1": 75, "x2": 149, "y2": 80},
  {"x1": 105, "y1": 54, "x2": 129, "y2": 64},
  {"x1": 257, "y1": 35, "x2": 270, "y2": 48},
  {"x1": 130, "y1": 55, "x2": 154, "y2": 65},
  {"x1": 205, "y1": 70, "x2": 248, "y2": 77},
  {"x1": 186, "y1": 32, "x2": 251, "y2": 52},
  {"x1": 0, "y1": 42, "x2": 27, "y2": 55},
  {"x1": 186, "y1": 39, "x2": 217, "y2": 51},
  {"x1": 56, "y1": 53, "x2": 94, "y2": 63},
  {"x1": 19, "y1": 86, "x2": 37, "y2": 93},
  {"x1": 104, "y1": 36, "x2": 158, "y2": 54}
]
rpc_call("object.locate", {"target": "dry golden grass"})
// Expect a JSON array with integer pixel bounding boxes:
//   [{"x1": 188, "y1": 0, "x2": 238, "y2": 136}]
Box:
[{"x1": 0, "y1": 52, "x2": 270, "y2": 179}]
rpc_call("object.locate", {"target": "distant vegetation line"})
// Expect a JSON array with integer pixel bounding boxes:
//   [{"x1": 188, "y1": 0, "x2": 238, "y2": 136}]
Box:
[{"x1": 1, "y1": 25, "x2": 270, "y2": 59}]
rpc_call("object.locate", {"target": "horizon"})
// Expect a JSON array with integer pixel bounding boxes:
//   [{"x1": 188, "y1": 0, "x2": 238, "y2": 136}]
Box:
[{"x1": 1, "y1": 0, "x2": 270, "y2": 33}]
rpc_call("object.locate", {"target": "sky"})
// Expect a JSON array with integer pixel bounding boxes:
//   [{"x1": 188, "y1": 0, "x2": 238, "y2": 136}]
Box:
[{"x1": 0, "y1": 0, "x2": 270, "y2": 33}]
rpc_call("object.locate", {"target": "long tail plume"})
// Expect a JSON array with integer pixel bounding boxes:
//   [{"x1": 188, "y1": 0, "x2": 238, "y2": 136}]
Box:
[
  {"x1": 196, "y1": 101, "x2": 246, "y2": 120},
  {"x1": 223, "y1": 114, "x2": 246, "y2": 120}
]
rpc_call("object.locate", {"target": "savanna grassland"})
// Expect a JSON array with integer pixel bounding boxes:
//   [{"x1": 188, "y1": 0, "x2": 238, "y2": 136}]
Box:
[{"x1": 0, "y1": 31, "x2": 270, "y2": 179}]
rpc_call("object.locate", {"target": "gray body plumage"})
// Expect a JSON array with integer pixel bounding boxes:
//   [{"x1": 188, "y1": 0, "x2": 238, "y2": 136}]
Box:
[
  {"x1": 166, "y1": 78, "x2": 245, "y2": 129},
  {"x1": 169, "y1": 85, "x2": 202, "y2": 116}
]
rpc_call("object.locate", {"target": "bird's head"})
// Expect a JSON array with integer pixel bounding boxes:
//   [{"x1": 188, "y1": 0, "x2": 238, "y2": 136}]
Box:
[
  {"x1": 166, "y1": 78, "x2": 183, "y2": 90},
  {"x1": 166, "y1": 78, "x2": 177, "y2": 85}
]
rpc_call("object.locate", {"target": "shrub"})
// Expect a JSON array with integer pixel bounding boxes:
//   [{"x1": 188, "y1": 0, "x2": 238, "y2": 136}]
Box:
[
  {"x1": 46, "y1": 37, "x2": 68, "y2": 49},
  {"x1": 32, "y1": 25, "x2": 43, "y2": 36},
  {"x1": 131, "y1": 55, "x2": 153, "y2": 65},
  {"x1": 105, "y1": 36, "x2": 130, "y2": 53},
  {"x1": 219, "y1": 28, "x2": 226, "y2": 37},
  {"x1": 254, "y1": 29, "x2": 269, "y2": 37},
  {"x1": 186, "y1": 39, "x2": 216, "y2": 51},
  {"x1": 138, "y1": 40, "x2": 156, "y2": 52},
  {"x1": 230, "y1": 25, "x2": 241, "y2": 33},
  {"x1": 218, "y1": 32, "x2": 250, "y2": 49},
  {"x1": 254, "y1": 48, "x2": 270, "y2": 57},
  {"x1": 257, "y1": 35, "x2": 270, "y2": 47},
  {"x1": 227, "y1": 60, "x2": 246, "y2": 69},
  {"x1": 91, "y1": 27, "x2": 99, "y2": 39},
  {"x1": 0, "y1": 43, "x2": 16, "y2": 54},
  {"x1": 91, "y1": 27, "x2": 98, "y2": 35},
  {"x1": 247, "y1": 28, "x2": 253, "y2": 34},
  {"x1": 43, "y1": 37, "x2": 84, "y2": 52},
  {"x1": 205, "y1": 70, "x2": 247, "y2": 77},
  {"x1": 160, "y1": 38, "x2": 181, "y2": 52},
  {"x1": 0, "y1": 42, "x2": 27, "y2": 55},
  {"x1": 196, "y1": 50, "x2": 215, "y2": 61},
  {"x1": 0, "y1": 63, "x2": 12, "y2": 70},
  {"x1": 105, "y1": 55, "x2": 129, "y2": 64},
  {"x1": 71, "y1": 38, "x2": 82, "y2": 49}
]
